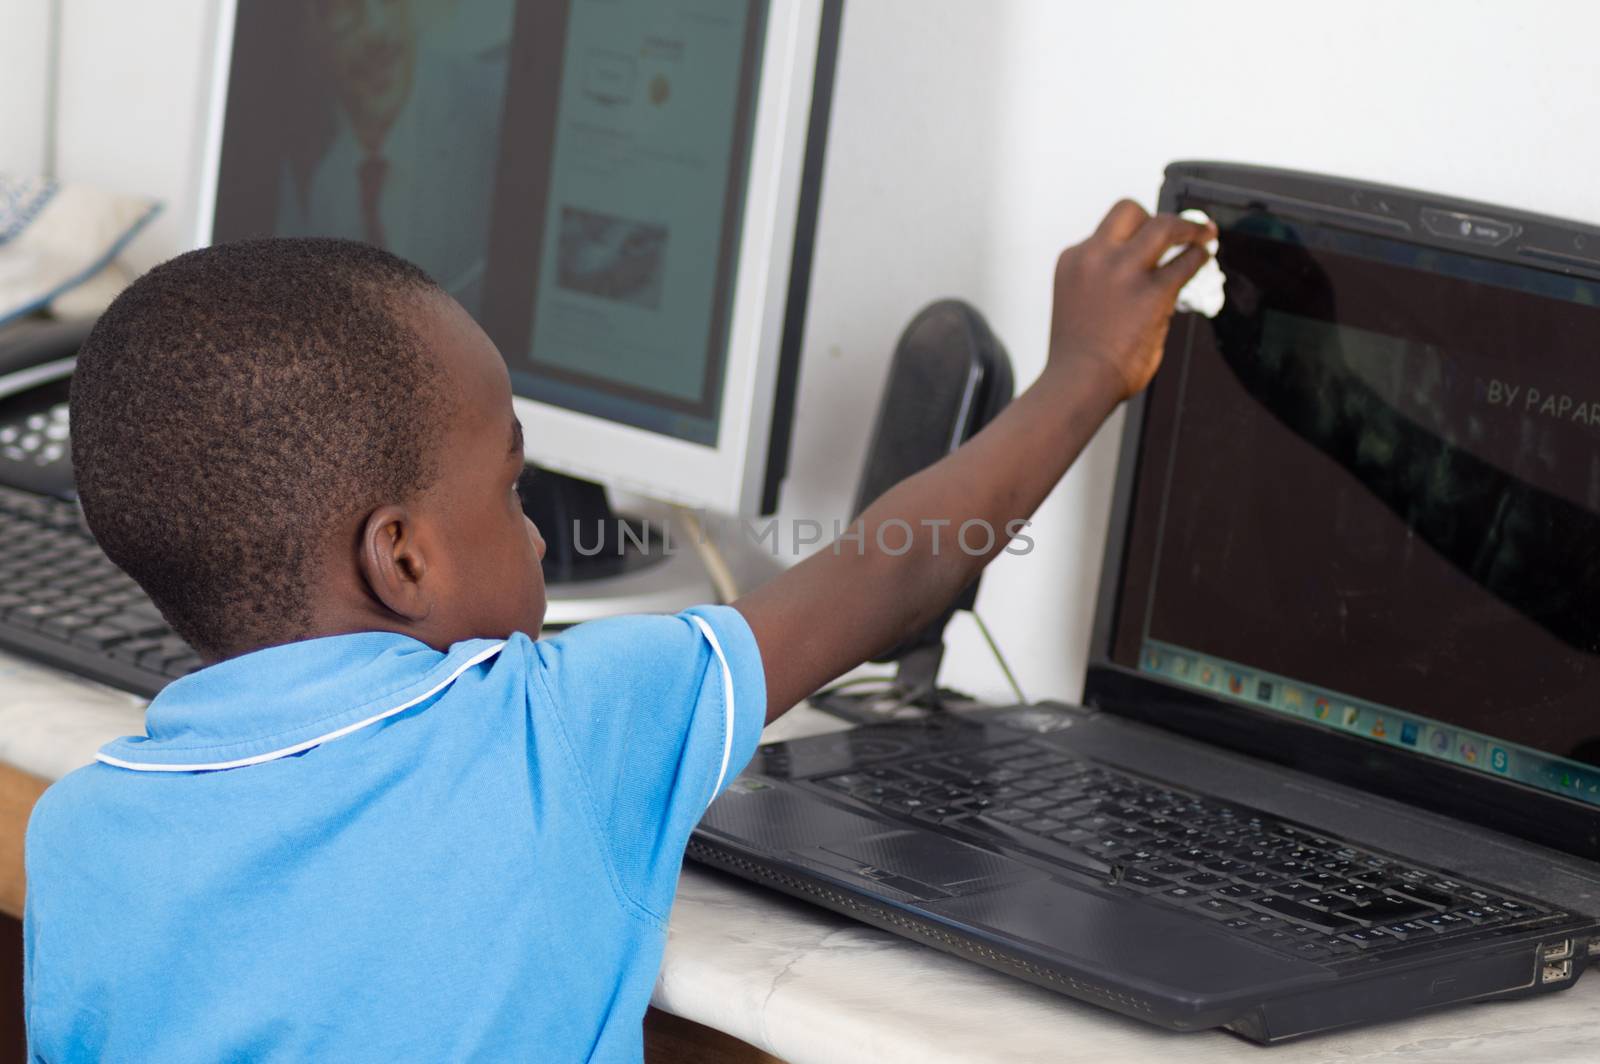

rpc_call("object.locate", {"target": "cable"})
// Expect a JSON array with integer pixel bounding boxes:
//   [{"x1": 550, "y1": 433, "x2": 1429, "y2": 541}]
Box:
[
  {"x1": 673, "y1": 506, "x2": 740, "y2": 604},
  {"x1": 816, "y1": 673, "x2": 899, "y2": 698},
  {"x1": 972, "y1": 611, "x2": 1027, "y2": 704}
]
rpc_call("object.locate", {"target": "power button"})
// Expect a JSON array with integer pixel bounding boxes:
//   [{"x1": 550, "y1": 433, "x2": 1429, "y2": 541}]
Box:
[{"x1": 1420, "y1": 208, "x2": 1521, "y2": 245}]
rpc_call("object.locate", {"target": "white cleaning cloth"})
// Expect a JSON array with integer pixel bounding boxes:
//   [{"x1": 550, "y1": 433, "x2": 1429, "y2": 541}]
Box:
[{"x1": 1171, "y1": 208, "x2": 1225, "y2": 318}]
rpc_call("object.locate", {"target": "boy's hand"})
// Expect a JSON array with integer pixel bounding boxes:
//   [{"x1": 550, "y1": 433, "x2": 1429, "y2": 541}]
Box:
[
  {"x1": 736, "y1": 198, "x2": 1213, "y2": 721},
  {"x1": 1047, "y1": 200, "x2": 1215, "y2": 399}
]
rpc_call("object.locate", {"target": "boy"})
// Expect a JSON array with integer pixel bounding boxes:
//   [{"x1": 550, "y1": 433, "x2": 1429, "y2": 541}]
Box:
[{"x1": 24, "y1": 201, "x2": 1211, "y2": 1061}]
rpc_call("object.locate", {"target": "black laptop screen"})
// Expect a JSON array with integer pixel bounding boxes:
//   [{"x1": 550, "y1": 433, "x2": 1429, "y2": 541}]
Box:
[{"x1": 1110, "y1": 201, "x2": 1600, "y2": 806}]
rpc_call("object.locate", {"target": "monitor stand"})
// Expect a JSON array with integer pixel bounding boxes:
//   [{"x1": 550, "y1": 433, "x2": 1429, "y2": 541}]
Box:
[
  {"x1": 519, "y1": 467, "x2": 715, "y2": 627},
  {"x1": 810, "y1": 631, "x2": 987, "y2": 724}
]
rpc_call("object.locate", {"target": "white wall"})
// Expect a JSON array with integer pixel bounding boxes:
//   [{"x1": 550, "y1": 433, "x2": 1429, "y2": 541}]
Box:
[
  {"x1": 39, "y1": 0, "x2": 1600, "y2": 705},
  {"x1": 53, "y1": 0, "x2": 224, "y2": 273},
  {"x1": 1, "y1": 0, "x2": 53, "y2": 175}
]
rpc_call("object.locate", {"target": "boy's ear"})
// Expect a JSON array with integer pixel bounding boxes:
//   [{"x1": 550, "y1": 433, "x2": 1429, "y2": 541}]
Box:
[{"x1": 357, "y1": 505, "x2": 432, "y2": 623}]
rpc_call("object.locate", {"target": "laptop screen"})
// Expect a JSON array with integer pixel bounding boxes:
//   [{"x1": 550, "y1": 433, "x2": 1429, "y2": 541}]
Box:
[{"x1": 1109, "y1": 198, "x2": 1600, "y2": 807}]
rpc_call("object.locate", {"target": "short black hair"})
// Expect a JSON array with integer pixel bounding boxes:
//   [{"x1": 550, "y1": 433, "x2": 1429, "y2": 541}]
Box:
[{"x1": 71, "y1": 237, "x2": 447, "y2": 657}]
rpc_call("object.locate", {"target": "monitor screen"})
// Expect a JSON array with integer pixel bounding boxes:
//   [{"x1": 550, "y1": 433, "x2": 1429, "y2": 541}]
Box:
[
  {"x1": 213, "y1": 0, "x2": 769, "y2": 448},
  {"x1": 1110, "y1": 200, "x2": 1600, "y2": 807}
]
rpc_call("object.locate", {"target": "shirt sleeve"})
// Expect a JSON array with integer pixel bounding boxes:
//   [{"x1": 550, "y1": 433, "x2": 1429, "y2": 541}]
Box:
[{"x1": 529, "y1": 604, "x2": 766, "y2": 921}]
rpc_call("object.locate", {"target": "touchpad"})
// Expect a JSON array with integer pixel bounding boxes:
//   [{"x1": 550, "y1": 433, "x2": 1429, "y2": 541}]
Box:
[{"x1": 806, "y1": 830, "x2": 1039, "y2": 899}]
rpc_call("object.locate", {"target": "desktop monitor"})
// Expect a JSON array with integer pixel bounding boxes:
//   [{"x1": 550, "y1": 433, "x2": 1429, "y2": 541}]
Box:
[{"x1": 204, "y1": 0, "x2": 841, "y2": 520}]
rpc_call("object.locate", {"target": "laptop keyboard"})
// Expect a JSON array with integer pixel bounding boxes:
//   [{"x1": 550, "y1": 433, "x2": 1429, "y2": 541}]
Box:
[{"x1": 816, "y1": 740, "x2": 1557, "y2": 963}]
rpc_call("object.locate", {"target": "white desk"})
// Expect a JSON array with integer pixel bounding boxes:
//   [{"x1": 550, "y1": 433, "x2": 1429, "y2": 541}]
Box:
[{"x1": 6, "y1": 649, "x2": 1600, "y2": 1063}]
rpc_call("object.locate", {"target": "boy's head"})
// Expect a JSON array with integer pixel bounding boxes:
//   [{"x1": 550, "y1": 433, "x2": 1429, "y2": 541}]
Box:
[{"x1": 71, "y1": 237, "x2": 546, "y2": 662}]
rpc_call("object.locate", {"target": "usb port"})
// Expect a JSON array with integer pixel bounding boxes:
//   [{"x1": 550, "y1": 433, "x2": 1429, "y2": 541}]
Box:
[
  {"x1": 1588, "y1": 939, "x2": 1600, "y2": 959},
  {"x1": 1541, "y1": 960, "x2": 1573, "y2": 984},
  {"x1": 1543, "y1": 940, "x2": 1573, "y2": 963}
]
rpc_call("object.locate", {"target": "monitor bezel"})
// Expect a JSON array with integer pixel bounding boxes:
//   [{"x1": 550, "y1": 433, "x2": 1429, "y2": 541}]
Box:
[
  {"x1": 199, "y1": 0, "x2": 833, "y2": 518},
  {"x1": 1083, "y1": 161, "x2": 1600, "y2": 861}
]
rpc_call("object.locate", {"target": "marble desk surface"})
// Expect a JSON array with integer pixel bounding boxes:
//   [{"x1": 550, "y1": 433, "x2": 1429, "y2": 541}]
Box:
[{"x1": 4, "y1": 649, "x2": 1599, "y2": 1063}]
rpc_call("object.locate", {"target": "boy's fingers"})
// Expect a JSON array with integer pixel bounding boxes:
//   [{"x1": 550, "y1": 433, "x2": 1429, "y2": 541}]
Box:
[
  {"x1": 1155, "y1": 242, "x2": 1211, "y2": 294},
  {"x1": 1128, "y1": 214, "x2": 1216, "y2": 269},
  {"x1": 1094, "y1": 199, "x2": 1150, "y2": 244}
]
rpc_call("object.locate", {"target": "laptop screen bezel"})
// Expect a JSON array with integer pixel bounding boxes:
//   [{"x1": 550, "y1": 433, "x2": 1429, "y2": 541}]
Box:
[{"x1": 1083, "y1": 161, "x2": 1600, "y2": 862}]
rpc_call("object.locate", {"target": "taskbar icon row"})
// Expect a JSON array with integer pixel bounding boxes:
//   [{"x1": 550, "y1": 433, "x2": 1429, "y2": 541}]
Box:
[{"x1": 1139, "y1": 639, "x2": 1600, "y2": 806}]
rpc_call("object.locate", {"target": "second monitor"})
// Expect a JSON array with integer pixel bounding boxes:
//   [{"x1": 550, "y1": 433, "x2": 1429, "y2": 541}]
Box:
[{"x1": 209, "y1": 0, "x2": 841, "y2": 520}]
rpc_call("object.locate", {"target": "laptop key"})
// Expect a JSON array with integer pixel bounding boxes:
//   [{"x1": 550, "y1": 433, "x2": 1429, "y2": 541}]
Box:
[
  {"x1": 1338, "y1": 927, "x2": 1394, "y2": 949},
  {"x1": 1382, "y1": 915, "x2": 1433, "y2": 940},
  {"x1": 1350, "y1": 896, "x2": 1435, "y2": 925},
  {"x1": 1049, "y1": 827, "x2": 1093, "y2": 845},
  {"x1": 1119, "y1": 870, "x2": 1171, "y2": 890},
  {"x1": 1198, "y1": 898, "x2": 1244, "y2": 917},
  {"x1": 1087, "y1": 837, "x2": 1131, "y2": 856},
  {"x1": 1422, "y1": 913, "x2": 1467, "y2": 931},
  {"x1": 1251, "y1": 896, "x2": 1356, "y2": 932},
  {"x1": 1389, "y1": 884, "x2": 1453, "y2": 908},
  {"x1": 1252, "y1": 930, "x2": 1297, "y2": 950},
  {"x1": 1275, "y1": 882, "x2": 1319, "y2": 900},
  {"x1": 1301, "y1": 894, "x2": 1356, "y2": 912},
  {"x1": 1330, "y1": 884, "x2": 1384, "y2": 905},
  {"x1": 1267, "y1": 857, "x2": 1318, "y2": 876}
]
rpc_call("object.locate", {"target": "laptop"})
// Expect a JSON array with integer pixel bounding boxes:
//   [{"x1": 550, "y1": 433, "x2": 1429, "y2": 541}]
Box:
[{"x1": 688, "y1": 162, "x2": 1600, "y2": 1042}]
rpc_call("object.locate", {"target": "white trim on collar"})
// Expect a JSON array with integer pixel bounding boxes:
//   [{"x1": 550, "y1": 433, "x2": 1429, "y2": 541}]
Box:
[
  {"x1": 689, "y1": 616, "x2": 737, "y2": 800},
  {"x1": 96, "y1": 642, "x2": 507, "y2": 773}
]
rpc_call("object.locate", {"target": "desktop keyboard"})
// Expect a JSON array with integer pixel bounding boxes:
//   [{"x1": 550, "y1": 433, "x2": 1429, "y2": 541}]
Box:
[
  {"x1": 816, "y1": 741, "x2": 1561, "y2": 962},
  {"x1": 0, "y1": 484, "x2": 192, "y2": 697}
]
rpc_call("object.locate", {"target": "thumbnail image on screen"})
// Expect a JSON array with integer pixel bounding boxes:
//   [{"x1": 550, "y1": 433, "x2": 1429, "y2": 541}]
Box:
[{"x1": 555, "y1": 207, "x2": 668, "y2": 311}]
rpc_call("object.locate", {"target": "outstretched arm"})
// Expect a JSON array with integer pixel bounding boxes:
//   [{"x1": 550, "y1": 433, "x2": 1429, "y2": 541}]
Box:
[{"x1": 735, "y1": 201, "x2": 1215, "y2": 721}]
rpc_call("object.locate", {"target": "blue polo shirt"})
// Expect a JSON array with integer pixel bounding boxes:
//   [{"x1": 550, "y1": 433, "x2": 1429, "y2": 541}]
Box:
[{"x1": 23, "y1": 605, "x2": 765, "y2": 1063}]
